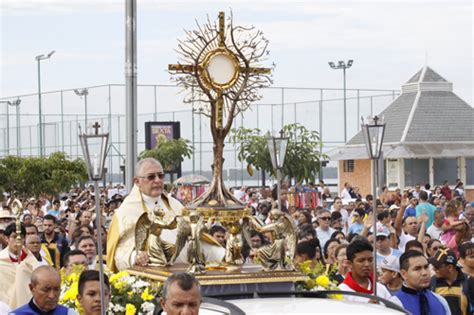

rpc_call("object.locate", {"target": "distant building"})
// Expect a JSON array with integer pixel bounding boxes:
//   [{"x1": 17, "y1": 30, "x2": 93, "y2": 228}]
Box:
[{"x1": 328, "y1": 66, "x2": 474, "y2": 200}]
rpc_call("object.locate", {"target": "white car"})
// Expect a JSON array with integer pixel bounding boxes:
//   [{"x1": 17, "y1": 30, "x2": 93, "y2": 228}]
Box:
[{"x1": 157, "y1": 291, "x2": 408, "y2": 315}]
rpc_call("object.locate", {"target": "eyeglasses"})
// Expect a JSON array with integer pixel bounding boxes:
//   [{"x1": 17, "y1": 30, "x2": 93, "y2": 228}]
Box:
[
  {"x1": 139, "y1": 172, "x2": 165, "y2": 181},
  {"x1": 319, "y1": 217, "x2": 331, "y2": 221}
]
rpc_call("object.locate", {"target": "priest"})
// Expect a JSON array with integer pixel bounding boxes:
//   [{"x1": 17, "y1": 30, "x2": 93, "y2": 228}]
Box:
[
  {"x1": 0, "y1": 223, "x2": 40, "y2": 309},
  {"x1": 107, "y1": 158, "x2": 224, "y2": 272}
]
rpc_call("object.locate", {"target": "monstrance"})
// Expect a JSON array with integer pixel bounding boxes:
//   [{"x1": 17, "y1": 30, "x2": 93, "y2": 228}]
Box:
[{"x1": 169, "y1": 11, "x2": 272, "y2": 250}]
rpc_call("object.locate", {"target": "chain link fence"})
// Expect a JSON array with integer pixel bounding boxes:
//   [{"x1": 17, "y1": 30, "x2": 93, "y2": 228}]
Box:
[{"x1": 0, "y1": 84, "x2": 399, "y2": 186}]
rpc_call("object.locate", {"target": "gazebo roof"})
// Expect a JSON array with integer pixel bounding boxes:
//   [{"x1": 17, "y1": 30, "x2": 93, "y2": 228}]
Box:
[{"x1": 328, "y1": 66, "x2": 474, "y2": 160}]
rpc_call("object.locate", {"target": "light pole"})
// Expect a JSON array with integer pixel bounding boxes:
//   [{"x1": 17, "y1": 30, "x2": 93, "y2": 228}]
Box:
[
  {"x1": 74, "y1": 88, "x2": 89, "y2": 129},
  {"x1": 36, "y1": 50, "x2": 55, "y2": 157},
  {"x1": 267, "y1": 130, "x2": 289, "y2": 213},
  {"x1": 361, "y1": 115, "x2": 385, "y2": 297},
  {"x1": 0, "y1": 99, "x2": 21, "y2": 156},
  {"x1": 329, "y1": 59, "x2": 353, "y2": 144},
  {"x1": 79, "y1": 121, "x2": 109, "y2": 315}
]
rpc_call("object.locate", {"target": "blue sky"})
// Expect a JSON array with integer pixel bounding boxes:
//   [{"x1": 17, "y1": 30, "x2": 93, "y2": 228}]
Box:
[{"x1": 1, "y1": 0, "x2": 472, "y2": 102}]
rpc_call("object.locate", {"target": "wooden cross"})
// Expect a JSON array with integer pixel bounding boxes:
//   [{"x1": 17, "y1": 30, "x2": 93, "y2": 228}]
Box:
[
  {"x1": 169, "y1": 11, "x2": 272, "y2": 130},
  {"x1": 92, "y1": 122, "x2": 101, "y2": 135}
]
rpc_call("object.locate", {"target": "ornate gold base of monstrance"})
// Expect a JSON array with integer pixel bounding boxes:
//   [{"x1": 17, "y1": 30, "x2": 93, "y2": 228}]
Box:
[
  {"x1": 128, "y1": 263, "x2": 307, "y2": 294},
  {"x1": 132, "y1": 10, "x2": 306, "y2": 290}
]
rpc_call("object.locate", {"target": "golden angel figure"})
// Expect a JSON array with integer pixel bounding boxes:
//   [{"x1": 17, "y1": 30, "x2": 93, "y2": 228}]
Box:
[
  {"x1": 173, "y1": 211, "x2": 207, "y2": 274},
  {"x1": 135, "y1": 207, "x2": 178, "y2": 266},
  {"x1": 246, "y1": 209, "x2": 297, "y2": 271}
]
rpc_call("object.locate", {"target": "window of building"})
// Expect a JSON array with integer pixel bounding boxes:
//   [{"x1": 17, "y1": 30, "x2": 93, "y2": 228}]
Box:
[
  {"x1": 433, "y1": 158, "x2": 458, "y2": 185},
  {"x1": 343, "y1": 160, "x2": 355, "y2": 173},
  {"x1": 466, "y1": 158, "x2": 474, "y2": 186},
  {"x1": 404, "y1": 159, "x2": 429, "y2": 187}
]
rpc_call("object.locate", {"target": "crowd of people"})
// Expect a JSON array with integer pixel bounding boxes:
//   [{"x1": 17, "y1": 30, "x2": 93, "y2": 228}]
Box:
[{"x1": 0, "y1": 159, "x2": 473, "y2": 314}]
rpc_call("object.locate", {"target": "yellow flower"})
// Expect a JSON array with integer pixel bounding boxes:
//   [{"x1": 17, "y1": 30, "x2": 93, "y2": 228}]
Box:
[
  {"x1": 127, "y1": 291, "x2": 134, "y2": 298},
  {"x1": 68, "y1": 272, "x2": 80, "y2": 284},
  {"x1": 110, "y1": 271, "x2": 129, "y2": 284},
  {"x1": 298, "y1": 260, "x2": 312, "y2": 274},
  {"x1": 125, "y1": 303, "x2": 136, "y2": 315},
  {"x1": 315, "y1": 275, "x2": 330, "y2": 288},
  {"x1": 141, "y1": 287, "x2": 154, "y2": 301},
  {"x1": 113, "y1": 281, "x2": 125, "y2": 291}
]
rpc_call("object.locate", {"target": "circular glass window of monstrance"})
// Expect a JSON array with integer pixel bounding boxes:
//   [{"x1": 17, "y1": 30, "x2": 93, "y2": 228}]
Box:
[{"x1": 202, "y1": 49, "x2": 240, "y2": 90}]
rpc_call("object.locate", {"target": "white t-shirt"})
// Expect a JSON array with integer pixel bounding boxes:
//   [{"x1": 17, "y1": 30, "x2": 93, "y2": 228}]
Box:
[
  {"x1": 316, "y1": 227, "x2": 336, "y2": 248},
  {"x1": 398, "y1": 232, "x2": 416, "y2": 252},
  {"x1": 338, "y1": 280, "x2": 391, "y2": 302},
  {"x1": 427, "y1": 224, "x2": 443, "y2": 240},
  {"x1": 340, "y1": 188, "x2": 352, "y2": 200}
]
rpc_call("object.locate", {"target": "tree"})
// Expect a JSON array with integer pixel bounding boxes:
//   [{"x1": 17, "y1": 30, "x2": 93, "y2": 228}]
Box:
[
  {"x1": 138, "y1": 138, "x2": 193, "y2": 181},
  {"x1": 169, "y1": 11, "x2": 273, "y2": 207},
  {"x1": 0, "y1": 152, "x2": 88, "y2": 198},
  {"x1": 230, "y1": 123, "x2": 327, "y2": 184}
]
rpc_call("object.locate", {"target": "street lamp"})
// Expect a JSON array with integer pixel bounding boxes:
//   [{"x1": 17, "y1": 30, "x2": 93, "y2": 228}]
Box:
[
  {"x1": 36, "y1": 50, "x2": 55, "y2": 157},
  {"x1": 329, "y1": 59, "x2": 353, "y2": 144},
  {"x1": 361, "y1": 114, "x2": 385, "y2": 297},
  {"x1": 267, "y1": 130, "x2": 289, "y2": 213},
  {"x1": 79, "y1": 121, "x2": 109, "y2": 315},
  {"x1": 74, "y1": 88, "x2": 89, "y2": 129},
  {"x1": 0, "y1": 99, "x2": 21, "y2": 156}
]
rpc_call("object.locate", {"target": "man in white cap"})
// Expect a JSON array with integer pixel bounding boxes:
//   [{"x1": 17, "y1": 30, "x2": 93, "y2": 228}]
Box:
[
  {"x1": 378, "y1": 255, "x2": 403, "y2": 296},
  {"x1": 0, "y1": 209, "x2": 15, "y2": 250},
  {"x1": 374, "y1": 223, "x2": 402, "y2": 265}
]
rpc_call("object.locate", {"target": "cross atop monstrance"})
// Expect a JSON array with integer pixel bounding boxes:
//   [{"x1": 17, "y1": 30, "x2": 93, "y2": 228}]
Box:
[{"x1": 169, "y1": 11, "x2": 271, "y2": 131}]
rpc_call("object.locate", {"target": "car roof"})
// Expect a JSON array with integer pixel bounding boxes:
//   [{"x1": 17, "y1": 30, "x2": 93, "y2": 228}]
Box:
[{"x1": 194, "y1": 296, "x2": 406, "y2": 315}]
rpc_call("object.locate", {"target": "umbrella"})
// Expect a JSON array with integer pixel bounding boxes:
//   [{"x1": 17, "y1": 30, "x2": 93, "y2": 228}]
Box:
[{"x1": 174, "y1": 174, "x2": 210, "y2": 185}]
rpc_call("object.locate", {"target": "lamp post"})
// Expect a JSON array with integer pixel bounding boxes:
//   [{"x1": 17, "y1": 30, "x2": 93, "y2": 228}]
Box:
[
  {"x1": 74, "y1": 88, "x2": 89, "y2": 129},
  {"x1": 267, "y1": 130, "x2": 289, "y2": 213},
  {"x1": 361, "y1": 115, "x2": 385, "y2": 297},
  {"x1": 79, "y1": 121, "x2": 109, "y2": 315},
  {"x1": 1, "y1": 99, "x2": 21, "y2": 155},
  {"x1": 329, "y1": 59, "x2": 353, "y2": 144},
  {"x1": 36, "y1": 50, "x2": 55, "y2": 157}
]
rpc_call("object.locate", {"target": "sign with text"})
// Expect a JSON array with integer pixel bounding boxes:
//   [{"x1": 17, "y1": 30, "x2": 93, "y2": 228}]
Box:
[{"x1": 145, "y1": 121, "x2": 182, "y2": 177}]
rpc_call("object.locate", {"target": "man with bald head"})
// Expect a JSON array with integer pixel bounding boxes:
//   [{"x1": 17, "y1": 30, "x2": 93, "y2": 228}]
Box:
[{"x1": 11, "y1": 265, "x2": 78, "y2": 314}]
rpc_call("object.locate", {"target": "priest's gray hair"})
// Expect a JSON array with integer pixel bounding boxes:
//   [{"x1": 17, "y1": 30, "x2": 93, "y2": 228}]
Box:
[
  {"x1": 162, "y1": 272, "x2": 201, "y2": 301},
  {"x1": 135, "y1": 158, "x2": 163, "y2": 176}
]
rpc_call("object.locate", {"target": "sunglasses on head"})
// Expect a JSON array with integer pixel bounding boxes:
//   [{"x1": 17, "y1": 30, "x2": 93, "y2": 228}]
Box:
[{"x1": 139, "y1": 172, "x2": 165, "y2": 181}]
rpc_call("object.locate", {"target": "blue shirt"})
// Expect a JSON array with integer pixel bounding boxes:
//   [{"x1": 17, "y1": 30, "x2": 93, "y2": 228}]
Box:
[
  {"x1": 404, "y1": 205, "x2": 417, "y2": 218},
  {"x1": 390, "y1": 285, "x2": 451, "y2": 315},
  {"x1": 416, "y1": 202, "x2": 437, "y2": 228},
  {"x1": 11, "y1": 299, "x2": 76, "y2": 315}
]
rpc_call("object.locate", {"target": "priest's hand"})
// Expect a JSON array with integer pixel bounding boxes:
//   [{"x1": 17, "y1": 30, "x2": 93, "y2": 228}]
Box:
[{"x1": 135, "y1": 251, "x2": 149, "y2": 266}]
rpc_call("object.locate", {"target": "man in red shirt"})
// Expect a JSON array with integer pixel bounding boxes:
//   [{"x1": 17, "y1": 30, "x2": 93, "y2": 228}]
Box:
[{"x1": 440, "y1": 180, "x2": 452, "y2": 201}]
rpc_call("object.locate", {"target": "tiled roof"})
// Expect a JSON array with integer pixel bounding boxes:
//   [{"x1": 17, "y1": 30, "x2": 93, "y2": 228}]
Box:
[
  {"x1": 405, "y1": 91, "x2": 473, "y2": 142},
  {"x1": 345, "y1": 66, "x2": 473, "y2": 146}
]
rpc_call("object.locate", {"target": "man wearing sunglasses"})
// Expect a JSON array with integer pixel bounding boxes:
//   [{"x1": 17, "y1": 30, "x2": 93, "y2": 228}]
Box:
[
  {"x1": 107, "y1": 158, "x2": 224, "y2": 271},
  {"x1": 107, "y1": 158, "x2": 184, "y2": 271}
]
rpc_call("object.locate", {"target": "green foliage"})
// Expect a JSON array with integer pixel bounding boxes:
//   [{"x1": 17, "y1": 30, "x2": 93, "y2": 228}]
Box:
[
  {"x1": 0, "y1": 152, "x2": 88, "y2": 197},
  {"x1": 138, "y1": 138, "x2": 193, "y2": 172},
  {"x1": 230, "y1": 123, "x2": 328, "y2": 183}
]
